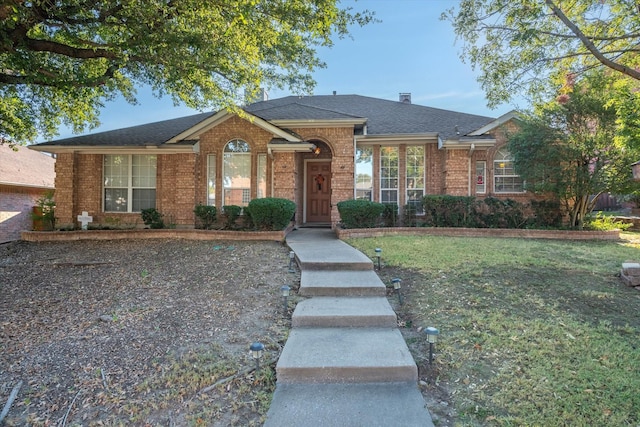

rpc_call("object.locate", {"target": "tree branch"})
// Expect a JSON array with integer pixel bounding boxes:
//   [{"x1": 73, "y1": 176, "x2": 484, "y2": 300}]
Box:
[{"x1": 545, "y1": 0, "x2": 640, "y2": 81}]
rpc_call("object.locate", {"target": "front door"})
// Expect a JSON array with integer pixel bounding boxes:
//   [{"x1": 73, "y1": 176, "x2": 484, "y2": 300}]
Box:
[{"x1": 306, "y1": 161, "x2": 331, "y2": 223}]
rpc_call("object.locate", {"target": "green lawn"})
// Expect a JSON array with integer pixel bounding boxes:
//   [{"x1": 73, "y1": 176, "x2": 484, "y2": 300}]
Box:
[{"x1": 347, "y1": 233, "x2": 640, "y2": 426}]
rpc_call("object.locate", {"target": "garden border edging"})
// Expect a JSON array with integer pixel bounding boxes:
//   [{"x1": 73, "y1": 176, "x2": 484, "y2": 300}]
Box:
[{"x1": 335, "y1": 227, "x2": 619, "y2": 241}]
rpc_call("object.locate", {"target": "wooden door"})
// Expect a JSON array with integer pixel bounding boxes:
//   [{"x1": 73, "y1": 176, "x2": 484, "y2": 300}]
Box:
[{"x1": 306, "y1": 162, "x2": 331, "y2": 222}]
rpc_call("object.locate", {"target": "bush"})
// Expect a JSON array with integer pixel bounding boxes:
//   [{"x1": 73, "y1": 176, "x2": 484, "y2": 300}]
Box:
[
  {"x1": 530, "y1": 199, "x2": 563, "y2": 228},
  {"x1": 423, "y1": 196, "x2": 480, "y2": 227},
  {"x1": 382, "y1": 203, "x2": 399, "y2": 227},
  {"x1": 141, "y1": 208, "x2": 165, "y2": 229},
  {"x1": 585, "y1": 212, "x2": 632, "y2": 231},
  {"x1": 32, "y1": 190, "x2": 56, "y2": 231},
  {"x1": 194, "y1": 204, "x2": 217, "y2": 229},
  {"x1": 481, "y1": 197, "x2": 527, "y2": 229},
  {"x1": 222, "y1": 205, "x2": 242, "y2": 229},
  {"x1": 337, "y1": 199, "x2": 385, "y2": 228},
  {"x1": 245, "y1": 198, "x2": 296, "y2": 230},
  {"x1": 402, "y1": 204, "x2": 418, "y2": 227}
]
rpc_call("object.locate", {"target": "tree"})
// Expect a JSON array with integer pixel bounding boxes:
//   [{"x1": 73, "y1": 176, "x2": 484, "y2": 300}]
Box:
[
  {"x1": 508, "y1": 71, "x2": 640, "y2": 229},
  {"x1": 444, "y1": 0, "x2": 640, "y2": 108},
  {"x1": 0, "y1": 0, "x2": 373, "y2": 143}
]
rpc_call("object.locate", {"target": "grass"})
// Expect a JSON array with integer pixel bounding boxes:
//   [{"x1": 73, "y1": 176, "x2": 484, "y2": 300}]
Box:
[{"x1": 347, "y1": 233, "x2": 640, "y2": 426}]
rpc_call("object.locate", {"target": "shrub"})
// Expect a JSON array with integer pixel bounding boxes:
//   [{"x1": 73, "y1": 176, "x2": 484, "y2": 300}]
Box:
[
  {"x1": 337, "y1": 199, "x2": 385, "y2": 228},
  {"x1": 481, "y1": 197, "x2": 527, "y2": 229},
  {"x1": 382, "y1": 203, "x2": 399, "y2": 227},
  {"x1": 585, "y1": 213, "x2": 632, "y2": 231},
  {"x1": 32, "y1": 190, "x2": 56, "y2": 230},
  {"x1": 423, "y1": 195, "x2": 480, "y2": 227},
  {"x1": 402, "y1": 204, "x2": 418, "y2": 227},
  {"x1": 141, "y1": 208, "x2": 165, "y2": 229},
  {"x1": 530, "y1": 199, "x2": 563, "y2": 228},
  {"x1": 245, "y1": 198, "x2": 296, "y2": 230},
  {"x1": 194, "y1": 204, "x2": 217, "y2": 229},
  {"x1": 221, "y1": 205, "x2": 242, "y2": 229}
]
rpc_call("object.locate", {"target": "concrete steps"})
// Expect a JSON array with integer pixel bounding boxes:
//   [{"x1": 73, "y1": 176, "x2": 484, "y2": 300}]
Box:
[
  {"x1": 292, "y1": 297, "x2": 397, "y2": 328},
  {"x1": 275, "y1": 327, "x2": 418, "y2": 384},
  {"x1": 299, "y1": 270, "x2": 386, "y2": 296},
  {"x1": 263, "y1": 382, "x2": 431, "y2": 427}
]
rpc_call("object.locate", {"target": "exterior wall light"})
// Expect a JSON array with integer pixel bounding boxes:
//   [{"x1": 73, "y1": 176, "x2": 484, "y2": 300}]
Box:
[
  {"x1": 250, "y1": 342, "x2": 265, "y2": 370},
  {"x1": 424, "y1": 327, "x2": 440, "y2": 365},
  {"x1": 392, "y1": 278, "x2": 403, "y2": 305}
]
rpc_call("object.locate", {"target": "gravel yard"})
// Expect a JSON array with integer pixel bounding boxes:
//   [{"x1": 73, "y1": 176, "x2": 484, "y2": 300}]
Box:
[{"x1": 1, "y1": 239, "x2": 294, "y2": 426}]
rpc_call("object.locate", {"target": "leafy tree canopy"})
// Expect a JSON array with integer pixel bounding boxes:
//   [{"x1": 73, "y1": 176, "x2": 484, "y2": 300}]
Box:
[
  {"x1": 444, "y1": 0, "x2": 640, "y2": 108},
  {"x1": 508, "y1": 70, "x2": 640, "y2": 229},
  {"x1": 0, "y1": 0, "x2": 374, "y2": 143}
]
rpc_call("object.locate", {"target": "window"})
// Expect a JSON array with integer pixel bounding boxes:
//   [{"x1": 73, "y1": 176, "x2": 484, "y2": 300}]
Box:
[
  {"x1": 207, "y1": 154, "x2": 216, "y2": 206},
  {"x1": 476, "y1": 161, "x2": 486, "y2": 194},
  {"x1": 104, "y1": 155, "x2": 156, "y2": 212},
  {"x1": 355, "y1": 146, "x2": 373, "y2": 200},
  {"x1": 494, "y1": 149, "x2": 524, "y2": 193},
  {"x1": 257, "y1": 154, "x2": 267, "y2": 198},
  {"x1": 406, "y1": 146, "x2": 425, "y2": 214},
  {"x1": 223, "y1": 139, "x2": 251, "y2": 206},
  {"x1": 380, "y1": 146, "x2": 399, "y2": 204}
]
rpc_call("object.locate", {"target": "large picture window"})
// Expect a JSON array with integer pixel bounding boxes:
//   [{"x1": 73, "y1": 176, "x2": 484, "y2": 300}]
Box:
[
  {"x1": 355, "y1": 146, "x2": 373, "y2": 200},
  {"x1": 380, "y1": 146, "x2": 399, "y2": 204},
  {"x1": 104, "y1": 154, "x2": 156, "y2": 212},
  {"x1": 494, "y1": 149, "x2": 524, "y2": 193},
  {"x1": 406, "y1": 146, "x2": 425, "y2": 214},
  {"x1": 223, "y1": 139, "x2": 251, "y2": 206}
]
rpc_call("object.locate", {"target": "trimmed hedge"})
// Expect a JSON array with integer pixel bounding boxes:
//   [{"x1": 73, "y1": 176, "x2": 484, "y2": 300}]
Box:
[
  {"x1": 193, "y1": 204, "x2": 217, "y2": 229},
  {"x1": 246, "y1": 198, "x2": 296, "y2": 230},
  {"x1": 337, "y1": 199, "x2": 385, "y2": 228},
  {"x1": 423, "y1": 196, "x2": 480, "y2": 227}
]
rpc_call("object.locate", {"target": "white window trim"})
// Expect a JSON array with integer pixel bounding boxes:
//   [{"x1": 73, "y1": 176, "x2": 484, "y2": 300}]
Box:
[
  {"x1": 406, "y1": 146, "x2": 425, "y2": 212},
  {"x1": 380, "y1": 146, "x2": 399, "y2": 204},
  {"x1": 493, "y1": 150, "x2": 525, "y2": 194},
  {"x1": 103, "y1": 154, "x2": 156, "y2": 213},
  {"x1": 223, "y1": 139, "x2": 252, "y2": 207}
]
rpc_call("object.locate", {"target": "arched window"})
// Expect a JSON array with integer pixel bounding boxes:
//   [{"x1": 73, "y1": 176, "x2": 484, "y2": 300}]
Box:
[
  {"x1": 223, "y1": 139, "x2": 251, "y2": 206},
  {"x1": 493, "y1": 149, "x2": 524, "y2": 193}
]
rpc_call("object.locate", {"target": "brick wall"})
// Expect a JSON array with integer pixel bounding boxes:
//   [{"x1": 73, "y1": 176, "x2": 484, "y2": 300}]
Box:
[
  {"x1": 0, "y1": 185, "x2": 49, "y2": 242},
  {"x1": 53, "y1": 153, "x2": 76, "y2": 226}
]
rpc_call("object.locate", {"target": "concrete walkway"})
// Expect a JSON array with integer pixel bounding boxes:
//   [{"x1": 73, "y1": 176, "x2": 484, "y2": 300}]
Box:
[{"x1": 263, "y1": 228, "x2": 434, "y2": 426}]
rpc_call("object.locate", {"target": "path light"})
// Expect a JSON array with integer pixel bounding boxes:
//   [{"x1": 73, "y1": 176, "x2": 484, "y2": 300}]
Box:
[
  {"x1": 280, "y1": 285, "x2": 291, "y2": 316},
  {"x1": 392, "y1": 278, "x2": 403, "y2": 305},
  {"x1": 250, "y1": 342, "x2": 265, "y2": 370},
  {"x1": 424, "y1": 327, "x2": 440, "y2": 365},
  {"x1": 375, "y1": 248, "x2": 382, "y2": 270},
  {"x1": 288, "y1": 251, "x2": 296, "y2": 273}
]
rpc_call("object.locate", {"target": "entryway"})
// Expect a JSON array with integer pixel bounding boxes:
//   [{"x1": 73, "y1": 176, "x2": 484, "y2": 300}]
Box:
[{"x1": 305, "y1": 161, "x2": 331, "y2": 224}]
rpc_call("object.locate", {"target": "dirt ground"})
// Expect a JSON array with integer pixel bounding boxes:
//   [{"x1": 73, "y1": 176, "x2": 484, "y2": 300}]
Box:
[
  {"x1": 1, "y1": 238, "x2": 453, "y2": 426},
  {"x1": 0, "y1": 239, "x2": 295, "y2": 426}
]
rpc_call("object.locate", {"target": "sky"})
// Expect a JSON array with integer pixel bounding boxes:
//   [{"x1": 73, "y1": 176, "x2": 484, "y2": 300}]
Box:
[{"x1": 54, "y1": 0, "x2": 524, "y2": 140}]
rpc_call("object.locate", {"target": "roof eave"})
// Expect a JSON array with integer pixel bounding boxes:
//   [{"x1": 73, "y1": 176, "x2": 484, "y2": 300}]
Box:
[
  {"x1": 355, "y1": 133, "x2": 439, "y2": 144},
  {"x1": 440, "y1": 138, "x2": 496, "y2": 149},
  {"x1": 468, "y1": 110, "x2": 521, "y2": 136},
  {"x1": 28, "y1": 144, "x2": 198, "y2": 155},
  {"x1": 270, "y1": 118, "x2": 367, "y2": 128}
]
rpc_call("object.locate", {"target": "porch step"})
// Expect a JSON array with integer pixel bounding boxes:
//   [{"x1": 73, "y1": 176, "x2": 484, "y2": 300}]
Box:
[
  {"x1": 299, "y1": 270, "x2": 387, "y2": 297},
  {"x1": 275, "y1": 327, "x2": 417, "y2": 384},
  {"x1": 264, "y1": 382, "x2": 434, "y2": 427},
  {"x1": 292, "y1": 297, "x2": 397, "y2": 328}
]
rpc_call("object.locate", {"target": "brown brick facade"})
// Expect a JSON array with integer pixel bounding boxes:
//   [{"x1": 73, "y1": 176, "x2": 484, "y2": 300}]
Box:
[{"x1": 51, "y1": 117, "x2": 531, "y2": 229}]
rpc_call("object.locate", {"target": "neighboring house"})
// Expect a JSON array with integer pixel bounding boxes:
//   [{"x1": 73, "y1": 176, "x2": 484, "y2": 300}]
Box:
[
  {"x1": 0, "y1": 144, "x2": 55, "y2": 242},
  {"x1": 29, "y1": 94, "x2": 525, "y2": 229}
]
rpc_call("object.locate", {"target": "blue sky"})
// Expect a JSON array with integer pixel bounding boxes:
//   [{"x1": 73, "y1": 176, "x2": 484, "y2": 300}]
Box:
[{"x1": 55, "y1": 0, "x2": 523, "y2": 140}]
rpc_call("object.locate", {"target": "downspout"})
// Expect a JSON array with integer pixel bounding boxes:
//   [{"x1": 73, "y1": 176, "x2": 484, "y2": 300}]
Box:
[{"x1": 468, "y1": 144, "x2": 475, "y2": 196}]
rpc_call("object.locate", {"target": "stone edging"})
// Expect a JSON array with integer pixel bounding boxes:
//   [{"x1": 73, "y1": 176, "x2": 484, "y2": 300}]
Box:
[
  {"x1": 21, "y1": 226, "x2": 292, "y2": 242},
  {"x1": 335, "y1": 227, "x2": 620, "y2": 241}
]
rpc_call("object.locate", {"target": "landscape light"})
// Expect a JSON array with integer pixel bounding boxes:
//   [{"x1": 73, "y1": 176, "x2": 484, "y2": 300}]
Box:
[
  {"x1": 288, "y1": 250, "x2": 295, "y2": 273},
  {"x1": 392, "y1": 278, "x2": 403, "y2": 305},
  {"x1": 249, "y1": 342, "x2": 265, "y2": 370},
  {"x1": 375, "y1": 248, "x2": 382, "y2": 270},
  {"x1": 280, "y1": 285, "x2": 291, "y2": 316},
  {"x1": 424, "y1": 327, "x2": 440, "y2": 365}
]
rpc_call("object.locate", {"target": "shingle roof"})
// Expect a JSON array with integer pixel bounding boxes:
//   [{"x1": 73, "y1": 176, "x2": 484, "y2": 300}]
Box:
[
  {"x1": 246, "y1": 95, "x2": 495, "y2": 140},
  {"x1": 35, "y1": 112, "x2": 214, "y2": 147},
  {"x1": 33, "y1": 95, "x2": 496, "y2": 148},
  {"x1": 0, "y1": 143, "x2": 55, "y2": 188}
]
